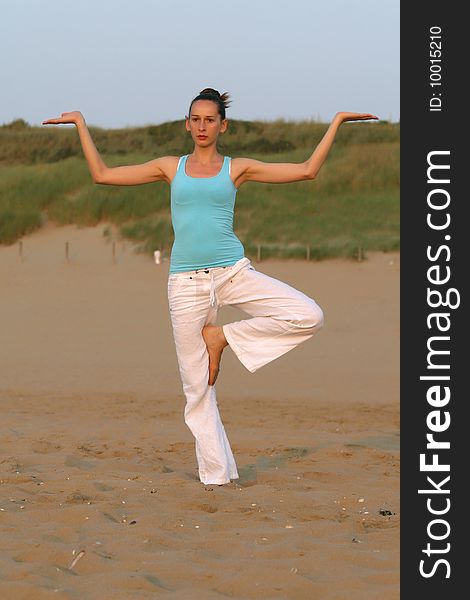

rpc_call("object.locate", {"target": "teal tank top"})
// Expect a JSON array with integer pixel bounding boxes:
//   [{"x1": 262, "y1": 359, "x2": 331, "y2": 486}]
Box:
[{"x1": 169, "y1": 154, "x2": 245, "y2": 273}]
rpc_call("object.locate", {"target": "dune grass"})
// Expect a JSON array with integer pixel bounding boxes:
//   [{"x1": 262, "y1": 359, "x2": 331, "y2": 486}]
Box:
[{"x1": 0, "y1": 118, "x2": 399, "y2": 259}]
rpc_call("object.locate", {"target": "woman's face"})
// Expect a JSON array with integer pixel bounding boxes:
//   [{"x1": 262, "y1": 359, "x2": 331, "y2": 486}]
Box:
[{"x1": 185, "y1": 100, "x2": 227, "y2": 147}]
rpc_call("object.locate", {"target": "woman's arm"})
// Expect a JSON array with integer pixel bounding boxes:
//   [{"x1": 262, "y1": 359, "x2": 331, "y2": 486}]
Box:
[
  {"x1": 232, "y1": 112, "x2": 378, "y2": 187},
  {"x1": 42, "y1": 111, "x2": 175, "y2": 185}
]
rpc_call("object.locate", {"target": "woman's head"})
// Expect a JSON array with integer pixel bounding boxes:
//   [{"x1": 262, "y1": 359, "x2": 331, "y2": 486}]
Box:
[
  {"x1": 188, "y1": 88, "x2": 231, "y2": 121},
  {"x1": 185, "y1": 88, "x2": 231, "y2": 147}
]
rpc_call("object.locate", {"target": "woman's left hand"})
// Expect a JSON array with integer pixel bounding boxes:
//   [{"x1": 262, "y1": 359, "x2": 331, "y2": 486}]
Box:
[{"x1": 335, "y1": 112, "x2": 379, "y2": 123}]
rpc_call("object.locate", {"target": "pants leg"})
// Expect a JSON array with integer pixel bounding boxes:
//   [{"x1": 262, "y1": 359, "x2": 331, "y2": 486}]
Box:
[
  {"x1": 219, "y1": 263, "x2": 324, "y2": 373},
  {"x1": 167, "y1": 273, "x2": 239, "y2": 485}
]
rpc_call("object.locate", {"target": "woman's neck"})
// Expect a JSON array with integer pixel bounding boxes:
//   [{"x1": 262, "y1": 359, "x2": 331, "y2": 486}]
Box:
[{"x1": 190, "y1": 146, "x2": 222, "y2": 165}]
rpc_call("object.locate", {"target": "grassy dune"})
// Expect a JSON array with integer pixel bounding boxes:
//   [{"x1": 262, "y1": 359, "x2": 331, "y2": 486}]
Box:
[{"x1": 0, "y1": 118, "x2": 399, "y2": 259}]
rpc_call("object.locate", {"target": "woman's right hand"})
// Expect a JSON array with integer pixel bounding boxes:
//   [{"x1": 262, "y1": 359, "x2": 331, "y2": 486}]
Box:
[
  {"x1": 42, "y1": 111, "x2": 84, "y2": 126},
  {"x1": 334, "y1": 112, "x2": 379, "y2": 124}
]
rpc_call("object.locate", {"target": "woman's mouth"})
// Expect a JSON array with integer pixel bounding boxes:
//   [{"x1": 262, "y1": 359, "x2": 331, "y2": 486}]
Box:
[{"x1": 197, "y1": 135, "x2": 207, "y2": 139}]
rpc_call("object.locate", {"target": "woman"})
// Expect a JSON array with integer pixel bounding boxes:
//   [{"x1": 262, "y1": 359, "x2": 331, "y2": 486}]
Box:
[{"x1": 43, "y1": 89, "x2": 378, "y2": 486}]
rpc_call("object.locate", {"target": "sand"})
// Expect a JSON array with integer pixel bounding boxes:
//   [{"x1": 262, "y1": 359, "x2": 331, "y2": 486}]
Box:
[{"x1": 0, "y1": 224, "x2": 399, "y2": 599}]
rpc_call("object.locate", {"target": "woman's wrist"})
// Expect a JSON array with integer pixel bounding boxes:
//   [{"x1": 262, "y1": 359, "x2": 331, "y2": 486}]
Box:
[{"x1": 332, "y1": 112, "x2": 345, "y2": 126}]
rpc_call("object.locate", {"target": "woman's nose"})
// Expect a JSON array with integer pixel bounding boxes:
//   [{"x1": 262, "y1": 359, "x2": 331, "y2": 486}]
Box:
[{"x1": 198, "y1": 120, "x2": 206, "y2": 130}]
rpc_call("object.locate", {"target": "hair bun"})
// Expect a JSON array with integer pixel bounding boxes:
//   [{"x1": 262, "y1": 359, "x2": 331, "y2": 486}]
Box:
[
  {"x1": 200, "y1": 87, "x2": 221, "y2": 98},
  {"x1": 199, "y1": 88, "x2": 231, "y2": 108}
]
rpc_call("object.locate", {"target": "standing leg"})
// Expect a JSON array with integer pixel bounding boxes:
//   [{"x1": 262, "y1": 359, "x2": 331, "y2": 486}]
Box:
[
  {"x1": 218, "y1": 264, "x2": 324, "y2": 373},
  {"x1": 167, "y1": 275, "x2": 239, "y2": 485}
]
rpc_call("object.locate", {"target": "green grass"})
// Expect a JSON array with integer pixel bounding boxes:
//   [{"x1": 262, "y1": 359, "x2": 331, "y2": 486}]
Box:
[{"x1": 0, "y1": 118, "x2": 399, "y2": 259}]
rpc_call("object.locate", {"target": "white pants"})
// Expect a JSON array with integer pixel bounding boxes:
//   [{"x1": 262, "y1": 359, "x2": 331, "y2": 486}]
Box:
[{"x1": 167, "y1": 257, "x2": 324, "y2": 485}]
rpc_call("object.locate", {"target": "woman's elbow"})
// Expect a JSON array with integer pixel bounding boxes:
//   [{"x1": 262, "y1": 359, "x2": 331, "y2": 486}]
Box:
[
  {"x1": 302, "y1": 163, "x2": 316, "y2": 181},
  {"x1": 93, "y1": 170, "x2": 107, "y2": 184}
]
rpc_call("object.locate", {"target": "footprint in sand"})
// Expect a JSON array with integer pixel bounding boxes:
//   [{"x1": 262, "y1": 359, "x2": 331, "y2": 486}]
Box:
[
  {"x1": 30, "y1": 439, "x2": 63, "y2": 454},
  {"x1": 301, "y1": 471, "x2": 338, "y2": 483},
  {"x1": 76, "y1": 442, "x2": 137, "y2": 459},
  {"x1": 64, "y1": 492, "x2": 93, "y2": 504},
  {"x1": 76, "y1": 443, "x2": 107, "y2": 457},
  {"x1": 363, "y1": 515, "x2": 399, "y2": 530},
  {"x1": 93, "y1": 482, "x2": 115, "y2": 492},
  {"x1": 198, "y1": 503, "x2": 218, "y2": 513},
  {"x1": 180, "y1": 500, "x2": 219, "y2": 512},
  {"x1": 167, "y1": 442, "x2": 192, "y2": 454},
  {"x1": 65, "y1": 454, "x2": 96, "y2": 470}
]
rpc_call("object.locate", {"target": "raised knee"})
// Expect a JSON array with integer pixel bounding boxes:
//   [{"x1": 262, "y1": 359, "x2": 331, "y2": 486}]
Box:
[
  {"x1": 288, "y1": 302, "x2": 324, "y2": 331},
  {"x1": 305, "y1": 303, "x2": 324, "y2": 331}
]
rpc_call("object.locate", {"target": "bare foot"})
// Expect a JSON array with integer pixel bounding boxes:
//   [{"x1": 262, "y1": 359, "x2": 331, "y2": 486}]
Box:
[{"x1": 202, "y1": 325, "x2": 228, "y2": 385}]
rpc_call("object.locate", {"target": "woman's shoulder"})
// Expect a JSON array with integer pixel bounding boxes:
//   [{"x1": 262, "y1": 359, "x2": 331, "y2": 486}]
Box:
[
  {"x1": 229, "y1": 157, "x2": 256, "y2": 183},
  {"x1": 155, "y1": 155, "x2": 185, "y2": 185}
]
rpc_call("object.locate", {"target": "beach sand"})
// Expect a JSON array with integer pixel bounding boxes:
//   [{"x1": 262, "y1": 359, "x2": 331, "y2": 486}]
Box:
[{"x1": 0, "y1": 225, "x2": 399, "y2": 599}]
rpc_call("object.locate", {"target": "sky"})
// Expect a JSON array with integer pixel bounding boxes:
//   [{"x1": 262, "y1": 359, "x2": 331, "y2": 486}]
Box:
[{"x1": 0, "y1": 0, "x2": 399, "y2": 129}]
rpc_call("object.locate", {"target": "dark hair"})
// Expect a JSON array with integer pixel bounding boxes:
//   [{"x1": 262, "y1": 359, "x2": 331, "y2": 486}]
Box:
[{"x1": 188, "y1": 88, "x2": 231, "y2": 120}]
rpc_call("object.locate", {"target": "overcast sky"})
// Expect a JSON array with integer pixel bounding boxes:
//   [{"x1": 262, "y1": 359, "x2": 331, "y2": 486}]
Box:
[{"x1": 1, "y1": 0, "x2": 399, "y2": 128}]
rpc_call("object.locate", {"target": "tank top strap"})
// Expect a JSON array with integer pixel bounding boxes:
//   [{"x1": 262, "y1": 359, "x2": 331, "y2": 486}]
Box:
[
  {"x1": 176, "y1": 154, "x2": 188, "y2": 172},
  {"x1": 217, "y1": 155, "x2": 230, "y2": 177}
]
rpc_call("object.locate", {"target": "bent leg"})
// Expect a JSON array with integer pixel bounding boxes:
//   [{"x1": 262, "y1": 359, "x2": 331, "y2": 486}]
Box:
[{"x1": 220, "y1": 265, "x2": 324, "y2": 373}]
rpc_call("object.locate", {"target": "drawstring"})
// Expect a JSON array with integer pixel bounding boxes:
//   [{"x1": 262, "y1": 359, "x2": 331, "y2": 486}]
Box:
[
  {"x1": 195, "y1": 265, "x2": 226, "y2": 308},
  {"x1": 209, "y1": 270, "x2": 216, "y2": 307},
  {"x1": 189, "y1": 260, "x2": 246, "y2": 309}
]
